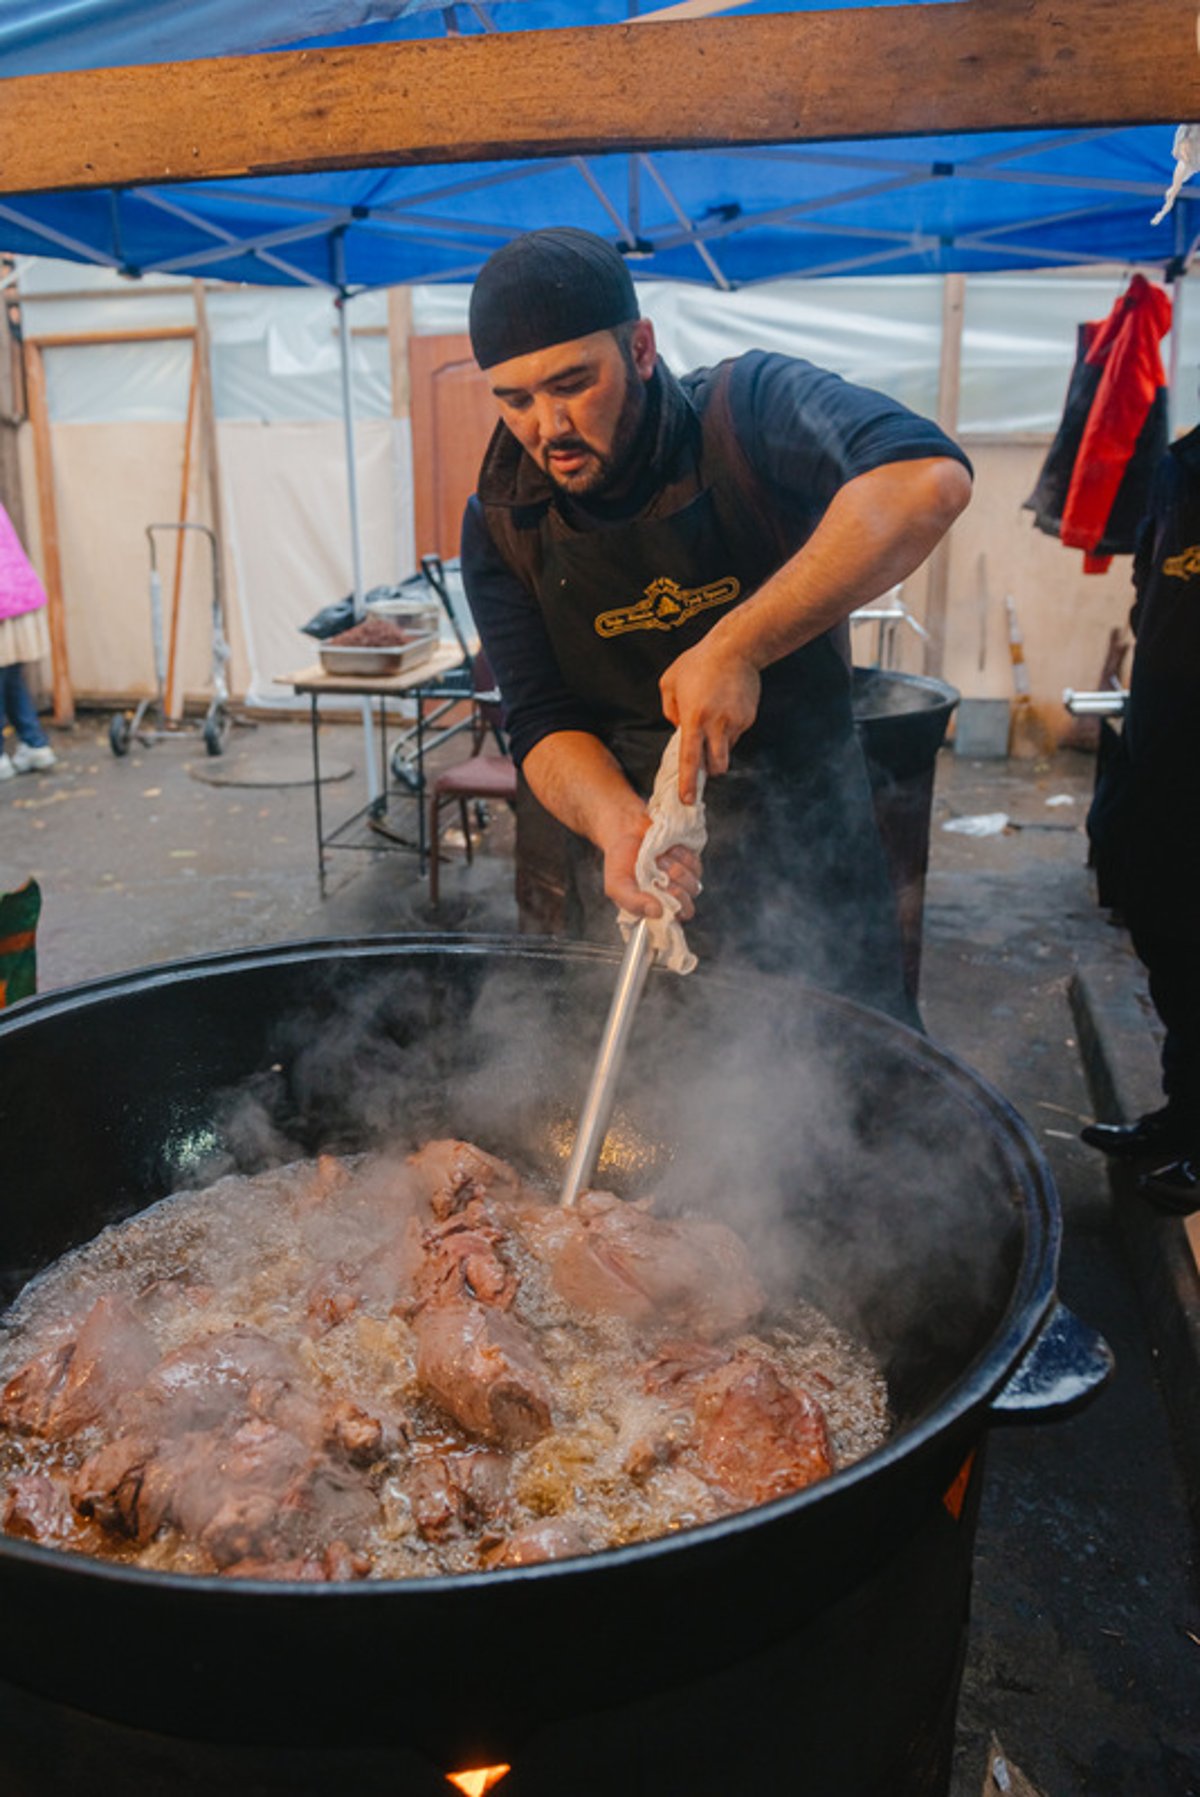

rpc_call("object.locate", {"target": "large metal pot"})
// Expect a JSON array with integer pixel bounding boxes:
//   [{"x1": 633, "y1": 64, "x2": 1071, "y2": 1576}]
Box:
[{"x1": 0, "y1": 936, "x2": 1108, "y2": 1779}]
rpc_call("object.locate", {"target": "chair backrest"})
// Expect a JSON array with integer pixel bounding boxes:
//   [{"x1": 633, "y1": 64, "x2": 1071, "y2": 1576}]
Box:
[{"x1": 471, "y1": 650, "x2": 508, "y2": 745}]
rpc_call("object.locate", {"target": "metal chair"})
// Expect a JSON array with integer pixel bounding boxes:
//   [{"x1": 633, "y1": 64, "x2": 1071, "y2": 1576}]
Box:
[{"x1": 427, "y1": 652, "x2": 517, "y2": 906}]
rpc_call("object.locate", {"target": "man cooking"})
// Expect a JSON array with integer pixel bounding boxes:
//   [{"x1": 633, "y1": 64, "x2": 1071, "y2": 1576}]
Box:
[{"x1": 460, "y1": 227, "x2": 972, "y2": 1021}]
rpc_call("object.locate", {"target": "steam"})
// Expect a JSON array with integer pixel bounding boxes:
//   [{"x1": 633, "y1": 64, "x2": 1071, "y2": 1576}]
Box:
[{"x1": 182, "y1": 942, "x2": 1020, "y2": 1434}]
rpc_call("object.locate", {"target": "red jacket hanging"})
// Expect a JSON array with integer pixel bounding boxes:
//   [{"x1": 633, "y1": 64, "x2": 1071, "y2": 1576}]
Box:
[{"x1": 1024, "y1": 274, "x2": 1172, "y2": 573}]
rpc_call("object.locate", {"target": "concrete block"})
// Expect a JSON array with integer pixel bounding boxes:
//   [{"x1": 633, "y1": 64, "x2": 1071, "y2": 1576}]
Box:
[{"x1": 954, "y1": 697, "x2": 1011, "y2": 758}]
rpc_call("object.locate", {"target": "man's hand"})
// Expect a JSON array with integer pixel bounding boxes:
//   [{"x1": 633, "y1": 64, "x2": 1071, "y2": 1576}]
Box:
[
  {"x1": 659, "y1": 638, "x2": 761, "y2": 805},
  {"x1": 522, "y1": 730, "x2": 703, "y2": 920},
  {"x1": 603, "y1": 830, "x2": 703, "y2": 921}
]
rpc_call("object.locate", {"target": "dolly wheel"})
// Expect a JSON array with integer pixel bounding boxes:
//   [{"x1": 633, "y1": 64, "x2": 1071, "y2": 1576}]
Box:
[
  {"x1": 391, "y1": 751, "x2": 420, "y2": 792},
  {"x1": 109, "y1": 712, "x2": 133, "y2": 757},
  {"x1": 203, "y1": 710, "x2": 230, "y2": 757}
]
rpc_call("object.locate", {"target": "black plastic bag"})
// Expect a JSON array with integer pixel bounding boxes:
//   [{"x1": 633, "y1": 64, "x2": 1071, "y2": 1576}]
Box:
[{"x1": 300, "y1": 595, "x2": 357, "y2": 641}]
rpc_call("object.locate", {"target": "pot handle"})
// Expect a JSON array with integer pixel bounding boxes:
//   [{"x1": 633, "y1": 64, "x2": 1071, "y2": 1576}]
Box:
[{"x1": 989, "y1": 1302, "x2": 1114, "y2": 1424}]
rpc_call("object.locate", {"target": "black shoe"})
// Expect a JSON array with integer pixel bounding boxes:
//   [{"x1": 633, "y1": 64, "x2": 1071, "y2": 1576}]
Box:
[
  {"x1": 1137, "y1": 1157, "x2": 1200, "y2": 1217},
  {"x1": 1080, "y1": 1107, "x2": 1191, "y2": 1161}
]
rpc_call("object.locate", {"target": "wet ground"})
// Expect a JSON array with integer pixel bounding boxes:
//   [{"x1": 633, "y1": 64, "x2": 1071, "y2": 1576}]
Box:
[{"x1": 1, "y1": 711, "x2": 1198, "y2": 1795}]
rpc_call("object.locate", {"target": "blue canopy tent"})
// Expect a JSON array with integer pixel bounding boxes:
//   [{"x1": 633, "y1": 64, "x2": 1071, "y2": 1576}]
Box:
[{"x1": 0, "y1": 1, "x2": 1194, "y2": 293}]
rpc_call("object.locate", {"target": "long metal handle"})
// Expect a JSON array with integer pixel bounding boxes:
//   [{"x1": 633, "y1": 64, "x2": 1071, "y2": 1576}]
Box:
[
  {"x1": 559, "y1": 918, "x2": 656, "y2": 1207},
  {"x1": 1063, "y1": 687, "x2": 1127, "y2": 717}
]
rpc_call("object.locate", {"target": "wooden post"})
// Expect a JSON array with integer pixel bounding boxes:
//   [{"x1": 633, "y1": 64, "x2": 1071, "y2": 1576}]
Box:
[
  {"x1": 191, "y1": 282, "x2": 228, "y2": 633},
  {"x1": 21, "y1": 341, "x2": 73, "y2": 726},
  {"x1": 923, "y1": 272, "x2": 966, "y2": 680},
  {"x1": 164, "y1": 339, "x2": 200, "y2": 721},
  {"x1": 388, "y1": 287, "x2": 413, "y2": 420}
]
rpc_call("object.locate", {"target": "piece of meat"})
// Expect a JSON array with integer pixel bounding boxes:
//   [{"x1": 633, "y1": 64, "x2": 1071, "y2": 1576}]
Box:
[
  {"x1": 220, "y1": 1540, "x2": 372, "y2": 1581},
  {"x1": 296, "y1": 1153, "x2": 353, "y2": 1211},
  {"x1": 71, "y1": 1432, "x2": 163, "y2": 1540},
  {"x1": 188, "y1": 1418, "x2": 313, "y2": 1535},
  {"x1": 482, "y1": 1517, "x2": 594, "y2": 1569},
  {"x1": 407, "y1": 1449, "x2": 510, "y2": 1542},
  {"x1": 322, "y1": 1398, "x2": 384, "y2": 1467},
  {"x1": 236, "y1": 1370, "x2": 385, "y2": 1469},
  {"x1": 304, "y1": 1217, "x2": 426, "y2": 1336},
  {"x1": 620, "y1": 1343, "x2": 730, "y2": 1479},
  {"x1": 411, "y1": 1202, "x2": 519, "y2": 1312},
  {"x1": 124, "y1": 1328, "x2": 304, "y2": 1436},
  {"x1": 640, "y1": 1340, "x2": 730, "y2": 1395},
  {"x1": 3, "y1": 1471, "x2": 79, "y2": 1543},
  {"x1": 0, "y1": 1295, "x2": 159, "y2": 1441},
  {"x1": 407, "y1": 1457, "x2": 461, "y2": 1542},
  {"x1": 0, "y1": 1340, "x2": 73, "y2": 1436},
  {"x1": 155, "y1": 1418, "x2": 375, "y2": 1568},
  {"x1": 406, "y1": 1139, "x2": 523, "y2": 1220},
  {"x1": 524, "y1": 1192, "x2": 764, "y2": 1340},
  {"x1": 304, "y1": 1260, "x2": 363, "y2": 1334},
  {"x1": 413, "y1": 1298, "x2": 553, "y2": 1448},
  {"x1": 693, "y1": 1355, "x2": 832, "y2": 1505},
  {"x1": 67, "y1": 1323, "x2": 385, "y2": 1563}
]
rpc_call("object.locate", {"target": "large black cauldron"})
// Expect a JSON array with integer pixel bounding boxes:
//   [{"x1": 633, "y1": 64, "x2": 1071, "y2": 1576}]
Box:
[{"x1": 0, "y1": 936, "x2": 1108, "y2": 1790}]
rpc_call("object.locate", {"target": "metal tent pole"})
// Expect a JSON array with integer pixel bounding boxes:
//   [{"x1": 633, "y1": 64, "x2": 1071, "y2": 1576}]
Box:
[
  {"x1": 334, "y1": 242, "x2": 380, "y2": 805},
  {"x1": 1166, "y1": 208, "x2": 1190, "y2": 440}
]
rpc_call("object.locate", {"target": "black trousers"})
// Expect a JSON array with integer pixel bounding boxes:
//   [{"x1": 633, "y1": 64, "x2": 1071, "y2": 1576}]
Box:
[{"x1": 1125, "y1": 912, "x2": 1200, "y2": 1134}]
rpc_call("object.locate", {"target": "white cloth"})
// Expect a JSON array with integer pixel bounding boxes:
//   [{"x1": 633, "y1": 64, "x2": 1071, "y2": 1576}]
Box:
[
  {"x1": 617, "y1": 729, "x2": 707, "y2": 975},
  {"x1": 1152, "y1": 124, "x2": 1200, "y2": 226}
]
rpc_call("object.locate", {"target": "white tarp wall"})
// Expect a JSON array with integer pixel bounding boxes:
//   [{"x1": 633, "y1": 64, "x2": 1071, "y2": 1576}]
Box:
[{"x1": 13, "y1": 255, "x2": 1200, "y2": 717}]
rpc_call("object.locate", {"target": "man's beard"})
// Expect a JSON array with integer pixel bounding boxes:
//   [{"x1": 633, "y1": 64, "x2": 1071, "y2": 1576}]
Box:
[{"x1": 540, "y1": 372, "x2": 647, "y2": 498}]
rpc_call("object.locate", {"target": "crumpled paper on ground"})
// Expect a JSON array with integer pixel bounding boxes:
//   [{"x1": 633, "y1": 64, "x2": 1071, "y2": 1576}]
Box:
[
  {"x1": 617, "y1": 729, "x2": 707, "y2": 974},
  {"x1": 942, "y1": 811, "x2": 1011, "y2": 837}
]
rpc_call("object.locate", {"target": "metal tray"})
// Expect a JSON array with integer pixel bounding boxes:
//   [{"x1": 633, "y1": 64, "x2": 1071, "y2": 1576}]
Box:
[
  {"x1": 317, "y1": 632, "x2": 438, "y2": 677},
  {"x1": 364, "y1": 596, "x2": 442, "y2": 638}
]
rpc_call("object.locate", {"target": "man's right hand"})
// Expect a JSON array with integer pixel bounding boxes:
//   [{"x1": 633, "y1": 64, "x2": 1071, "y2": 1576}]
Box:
[
  {"x1": 604, "y1": 829, "x2": 702, "y2": 921},
  {"x1": 522, "y1": 730, "x2": 701, "y2": 919}
]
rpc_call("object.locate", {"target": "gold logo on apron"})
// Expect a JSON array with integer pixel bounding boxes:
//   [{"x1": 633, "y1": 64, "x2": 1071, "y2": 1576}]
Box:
[
  {"x1": 594, "y1": 574, "x2": 741, "y2": 639},
  {"x1": 1163, "y1": 543, "x2": 1200, "y2": 578}
]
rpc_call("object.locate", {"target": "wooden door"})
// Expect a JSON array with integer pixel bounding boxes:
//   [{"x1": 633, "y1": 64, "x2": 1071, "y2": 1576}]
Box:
[{"x1": 408, "y1": 333, "x2": 498, "y2": 563}]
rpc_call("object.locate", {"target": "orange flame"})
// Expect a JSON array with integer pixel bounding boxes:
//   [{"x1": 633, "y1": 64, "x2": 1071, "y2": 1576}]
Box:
[{"x1": 445, "y1": 1767, "x2": 512, "y2": 1796}]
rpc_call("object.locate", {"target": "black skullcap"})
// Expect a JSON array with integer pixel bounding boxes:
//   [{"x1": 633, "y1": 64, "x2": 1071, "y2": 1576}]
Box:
[{"x1": 469, "y1": 227, "x2": 639, "y2": 370}]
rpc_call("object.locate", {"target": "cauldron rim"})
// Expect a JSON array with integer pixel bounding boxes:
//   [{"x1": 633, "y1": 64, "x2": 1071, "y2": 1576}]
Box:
[{"x1": 0, "y1": 932, "x2": 1058, "y2": 1599}]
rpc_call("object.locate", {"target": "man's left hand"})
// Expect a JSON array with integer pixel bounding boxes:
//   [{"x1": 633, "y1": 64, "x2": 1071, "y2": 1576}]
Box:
[{"x1": 659, "y1": 639, "x2": 761, "y2": 805}]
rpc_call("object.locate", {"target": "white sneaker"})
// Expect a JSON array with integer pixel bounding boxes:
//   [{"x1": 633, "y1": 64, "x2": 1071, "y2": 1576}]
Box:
[
  {"x1": 11, "y1": 742, "x2": 56, "y2": 773},
  {"x1": 0, "y1": 753, "x2": 13, "y2": 780}
]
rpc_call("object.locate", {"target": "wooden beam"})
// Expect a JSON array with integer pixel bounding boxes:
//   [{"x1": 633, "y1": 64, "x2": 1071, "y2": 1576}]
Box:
[
  {"x1": 21, "y1": 343, "x2": 73, "y2": 726},
  {"x1": 1, "y1": 0, "x2": 1197, "y2": 197},
  {"x1": 26, "y1": 326, "x2": 195, "y2": 350}
]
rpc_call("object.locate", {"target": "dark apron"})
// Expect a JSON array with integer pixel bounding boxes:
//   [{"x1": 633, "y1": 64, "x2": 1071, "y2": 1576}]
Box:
[{"x1": 521, "y1": 486, "x2": 912, "y2": 1022}]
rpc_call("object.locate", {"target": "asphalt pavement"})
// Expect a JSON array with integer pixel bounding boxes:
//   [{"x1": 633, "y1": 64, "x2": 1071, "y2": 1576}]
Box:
[{"x1": 0, "y1": 714, "x2": 1197, "y2": 1796}]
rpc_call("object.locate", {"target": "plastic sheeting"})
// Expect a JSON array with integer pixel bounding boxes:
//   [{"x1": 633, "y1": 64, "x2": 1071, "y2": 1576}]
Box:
[
  {"x1": 23, "y1": 278, "x2": 393, "y2": 425},
  {"x1": 220, "y1": 417, "x2": 413, "y2": 707},
  {"x1": 23, "y1": 260, "x2": 1200, "y2": 437}
]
